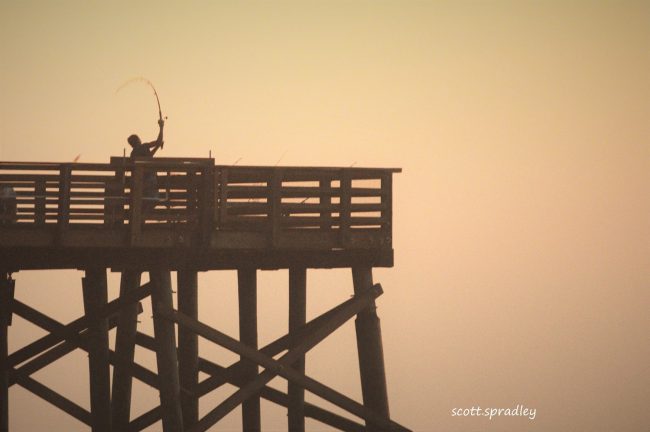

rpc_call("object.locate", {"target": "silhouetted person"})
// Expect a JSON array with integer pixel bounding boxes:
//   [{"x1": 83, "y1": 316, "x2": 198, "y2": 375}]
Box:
[
  {"x1": 128, "y1": 118, "x2": 165, "y2": 158},
  {"x1": 128, "y1": 119, "x2": 164, "y2": 213}
]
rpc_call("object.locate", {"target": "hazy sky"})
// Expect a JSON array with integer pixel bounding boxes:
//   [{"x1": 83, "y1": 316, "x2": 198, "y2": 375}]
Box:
[{"x1": 1, "y1": 1, "x2": 649, "y2": 431}]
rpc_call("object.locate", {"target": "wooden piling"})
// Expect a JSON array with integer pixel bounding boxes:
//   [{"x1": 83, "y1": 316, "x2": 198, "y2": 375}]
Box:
[
  {"x1": 111, "y1": 270, "x2": 141, "y2": 431},
  {"x1": 178, "y1": 270, "x2": 199, "y2": 428},
  {"x1": 150, "y1": 269, "x2": 184, "y2": 432},
  {"x1": 0, "y1": 272, "x2": 13, "y2": 432},
  {"x1": 82, "y1": 268, "x2": 111, "y2": 432},
  {"x1": 288, "y1": 267, "x2": 307, "y2": 432},
  {"x1": 352, "y1": 267, "x2": 390, "y2": 431},
  {"x1": 238, "y1": 267, "x2": 261, "y2": 432}
]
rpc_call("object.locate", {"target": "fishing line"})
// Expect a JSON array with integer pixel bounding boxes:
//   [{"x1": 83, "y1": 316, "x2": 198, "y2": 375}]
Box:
[{"x1": 116, "y1": 77, "x2": 167, "y2": 147}]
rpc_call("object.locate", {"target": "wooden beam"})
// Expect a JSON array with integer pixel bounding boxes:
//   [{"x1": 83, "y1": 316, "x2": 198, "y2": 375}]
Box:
[
  {"x1": 128, "y1": 406, "x2": 161, "y2": 432},
  {"x1": 7, "y1": 283, "x2": 151, "y2": 367},
  {"x1": 195, "y1": 283, "x2": 379, "y2": 397},
  {"x1": 199, "y1": 357, "x2": 365, "y2": 432},
  {"x1": 82, "y1": 268, "x2": 112, "y2": 432},
  {"x1": 129, "y1": 167, "x2": 143, "y2": 245},
  {"x1": 288, "y1": 267, "x2": 307, "y2": 432},
  {"x1": 56, "y1": 165, "x2": 71, "y2": 244},
  {"x1": 352, "y1": 267, "x2": 390, "y2": 432},
  {"x1": 0, "y1": 273, "x2": 14, "y2": 432},
  {"x1": 112, "y1": 270, "x2": 142, "y2": 431},
  {"x1": 7, "y1": 281, "x2": 151, "y2": 368},
  {"x1": 269, "y1": 170, "x2": 282, "y2": 247},
  {"x1": 0, "y1": 244, "x2": 395, "y2": 272},
  {"x1": 178, "y1": 270, "x2": 199, "y2": 428},
  {"x1": 8, "y1": 317, "x2": 157, "y2": 392},
  {"x1": 339, "y1": 171, "x2": 352, "y2": 247},
  {"x1": 15, "y1": 374, "x2": 91, "y2": 426},
  {"x1": 237, "y1": 267, "x2": 260, "y2": 431},
  {"x1": 150, "y1": 270, "x2": 184, "y2": 432},
  {"x1": 381, "y1": 173, "x2": 393, "y2": 247},
  {"x1": 170, "y1": 284, "x2": 405, "y2": 432}
]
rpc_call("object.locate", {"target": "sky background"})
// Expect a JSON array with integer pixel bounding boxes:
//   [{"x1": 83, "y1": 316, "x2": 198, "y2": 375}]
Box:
[{"x1": 1, "y1": 1, "x2": 649, "y2": 431}]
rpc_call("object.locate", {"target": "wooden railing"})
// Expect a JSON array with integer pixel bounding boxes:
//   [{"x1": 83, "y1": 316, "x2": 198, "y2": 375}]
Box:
[{"x1": 0, "y1": 158, "x2": 399, "y2": 250}]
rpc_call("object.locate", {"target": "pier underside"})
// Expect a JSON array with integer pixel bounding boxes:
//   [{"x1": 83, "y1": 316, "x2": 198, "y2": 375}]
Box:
[{"x1": 0, "y1": 158, "x2": 408, "y2": 431}]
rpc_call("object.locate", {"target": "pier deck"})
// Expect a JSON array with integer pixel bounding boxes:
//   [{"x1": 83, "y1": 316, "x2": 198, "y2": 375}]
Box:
[{"x1": 0, "y1": 158, "x2": 399, "y2": 270}]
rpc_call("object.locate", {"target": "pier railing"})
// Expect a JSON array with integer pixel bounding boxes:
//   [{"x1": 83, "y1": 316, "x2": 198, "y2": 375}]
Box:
[{"x1": 0, "y1": 158, "x2": 399, "y2": 251}]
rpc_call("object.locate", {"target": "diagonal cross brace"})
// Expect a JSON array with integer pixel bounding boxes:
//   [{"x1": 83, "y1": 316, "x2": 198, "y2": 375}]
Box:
[
  {"x1": 9, "y1": 300, "x2": 155, "y2": 388},
  {"x1": 14, "y1": 374, "x2": 92, "y2": 426},
  {"x1": 127, "y1": 292, "x2": 381, "y2": 432},
  {"x1": 185, "y1": 284, "x2": 383, "y2": 431},
  {"x1": 199, "y1": 358, "x2": 366, "y2": 432},
  {"x1": 164, "y1": 283, "x2": 409, "y2": 432},
  {"x1": 195, "y1": 282, "x2": 375, "y2": 397},
  {"x1": 7, "y1": 282, "x2": 152, "y2": 368}
]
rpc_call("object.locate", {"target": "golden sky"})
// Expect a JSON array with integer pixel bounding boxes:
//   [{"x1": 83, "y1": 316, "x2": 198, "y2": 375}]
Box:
[{"x1": 1, "y1": 1, "x2": 649, "y2": 431}]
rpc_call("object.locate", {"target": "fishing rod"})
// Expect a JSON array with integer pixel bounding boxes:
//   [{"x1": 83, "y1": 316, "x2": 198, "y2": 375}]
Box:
[{"x1": 116, "y1": 77, "x2": 167, "y2": 148}]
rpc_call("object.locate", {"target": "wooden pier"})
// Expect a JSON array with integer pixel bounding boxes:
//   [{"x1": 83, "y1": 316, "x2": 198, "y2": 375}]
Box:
[{"x1": 0, "y1": 157, "x2": 408, "y2": 431}]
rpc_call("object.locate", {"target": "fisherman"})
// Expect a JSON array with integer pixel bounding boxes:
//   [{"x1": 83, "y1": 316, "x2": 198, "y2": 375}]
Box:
[
  {"x1": 128, "y1": 118, "x2": 165, "y2": 158},
  {"x1": 128, "y1": 119, "x2": 165, "y2": 212}
]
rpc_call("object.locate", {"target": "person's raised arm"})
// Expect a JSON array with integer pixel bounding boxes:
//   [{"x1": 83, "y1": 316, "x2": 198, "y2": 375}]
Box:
[{"x1": 145, "y1": 119, "x2": 165, "y2": 155}]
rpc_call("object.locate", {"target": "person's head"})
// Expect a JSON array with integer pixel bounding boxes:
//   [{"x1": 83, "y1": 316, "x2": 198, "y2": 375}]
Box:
[{"x1": 127, "y1": 134, "x2": 141, "y2": 148}]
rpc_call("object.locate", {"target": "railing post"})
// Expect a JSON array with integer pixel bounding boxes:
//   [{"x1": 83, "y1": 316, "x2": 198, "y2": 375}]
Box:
[
  {"x1": 57, "y1": 164, "x2": 71, "y2": 243},
  {"x1": 35, "y1": 178, "x2": 46, "y2": 225},
  {"x1": 130, "y1": 166, "x2": 143, "y2": 246},
  {"x1": 186, "y1": 170, "x2": 197, "y2": 226},
  {"x1": 269, "y1": 170, "x2": 282, "y2": 248},
  {"x1": 339, "y1": 171, "x2": 351, "y2": 247},
  {"x1": 199, "y1": 166, "x2": 215, "y2": 246},
  {"x1": 381, "y1": 172, "x2": 393, "y2": 248},
  {"x1": 217, "y1": 168, "x2": 228, "y2": 230},
  {"x1": 319, "y1": 177, "x2": 332, "y2": 231}
]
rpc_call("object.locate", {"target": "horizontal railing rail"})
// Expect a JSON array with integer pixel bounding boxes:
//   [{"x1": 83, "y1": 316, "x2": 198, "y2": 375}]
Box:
[{"x1": 0, "y1": 158, "x2": 399, "y2": 249}]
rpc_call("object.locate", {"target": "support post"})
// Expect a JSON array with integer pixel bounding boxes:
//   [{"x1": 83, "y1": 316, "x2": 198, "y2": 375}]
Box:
[
  {"x1": 238, "y1": 267, "x2": 260, "y2": 432},
  {"x1": 150, "y1": 269, "x2": 184, "y2": 432},
  {"x1": 82, "y1": 268, "x2": 111, "y2": 432},
  {"x1": 111, "y1": 270, "x2": 141, "y2": 431},
  {"x1": 178, "y1": 270, "x2": 199, "y2": 428},
  {"x1": 1, "y1": 272, "x2": 14, "y2": 432},
  {"x1": 352, "y1": 267, "x2": 390, "y2": 431},
  {"x1": 288, "y1": 267, "x2": 306, "y2": 432}
]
